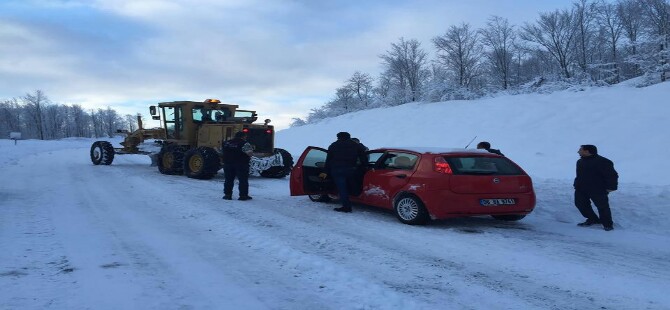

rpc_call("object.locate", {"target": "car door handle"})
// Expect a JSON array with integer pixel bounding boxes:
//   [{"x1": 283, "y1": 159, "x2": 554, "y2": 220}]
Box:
[{"x1": 395, "y1": 174, "x2": 407, "y2": 179}]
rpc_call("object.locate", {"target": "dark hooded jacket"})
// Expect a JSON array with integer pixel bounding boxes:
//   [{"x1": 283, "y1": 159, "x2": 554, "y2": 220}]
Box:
[
  {"x1": 574, "y1": 154, "x2": 618, "y2": 193},
  {"x1": 222, "y1": 137, "x2": 251, "y2": 165},
  {"x1": 325, "y1": 139, "x2": 367, "y2": 172},
  {"x1": 487, "y1": 148, "x2": 504, "y2": 156}
]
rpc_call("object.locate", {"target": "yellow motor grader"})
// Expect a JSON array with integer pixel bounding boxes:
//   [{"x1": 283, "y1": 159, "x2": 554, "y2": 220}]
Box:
[{"x1": 90, "y1": 99, "x2": 293, "y2": 179}]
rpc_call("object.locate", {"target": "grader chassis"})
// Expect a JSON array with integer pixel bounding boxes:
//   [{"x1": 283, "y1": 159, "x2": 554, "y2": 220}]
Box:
[{"x1": 90, "y1": 99, "x2": 293, "y2": 179}]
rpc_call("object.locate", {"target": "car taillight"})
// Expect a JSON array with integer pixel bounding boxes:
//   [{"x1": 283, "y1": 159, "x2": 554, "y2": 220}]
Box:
[
  {"x1": 433, "y1": 157, "x2": 453, "y2": 174},
  {"x1": 242, "y1": 128, "x2": 249, "y2": 133},
  {"x1": 266, "y1": 129, "x2": 272, "y2": 134}
]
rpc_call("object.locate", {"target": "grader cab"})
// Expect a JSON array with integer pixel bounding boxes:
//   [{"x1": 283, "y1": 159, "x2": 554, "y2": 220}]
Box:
[{"x1": 90, "y1": 99, "x2": 293, "y2": 179}]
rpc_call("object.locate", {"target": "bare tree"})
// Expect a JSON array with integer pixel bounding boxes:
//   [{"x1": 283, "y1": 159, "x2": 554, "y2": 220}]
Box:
[
  {"x1": 379, "y1": 37, "x2": 429, "y2": 103},
  {"x1": 522, "y1": 9, "x2": 578, "y2": 78},
  {"x1": 434, "y1": 23, "x2": 483, "y2": 88},
  {"x1": 305, "y1": 107, "x2": 329, "y2": 124},
  {"x1": 573, "y1": 0, "x2": 599, "y2": 72},
  {"x1": 70, "y1": 104, "x2": 88, "y2": 137},
  {"x1": 288, "y1": 117, "x2": 306, "y2": 127},
  {"x1": 640, "y1": 0, "x2": 670, "y2": 39},
  {"x1": 480, "y1": 16, "x2": 517, "y2": 89},
  {"x1": 324, "y1": 87, "x2": 355, "y2": 115},
  {"x1": 0, "y1": 98, "x2": 22, "y2": 138},
  {"x1": 598, "y1": 0, "x2": 625, "y2": 60},
  {"x1": 125, "y1": 114, "x2": 138, "y2": 132},
  {"x1": 102, "y1": 107, "x2": 121, "y2": 138},
  {"x1": 43, "y1": 105, "x2": 66, "y2": 139},
  {"x1": 618, "y1": 0, "x2": 645, "y2": 55},
  {"x1": 90, "y1": 109, "x2": 103, "y2": 138},
  {"x1": 22, "y1": 90, "x2": 49, "y2": 140},
  {"x1": 346, "y1": 72, "x2": 375, "y2": 108}
]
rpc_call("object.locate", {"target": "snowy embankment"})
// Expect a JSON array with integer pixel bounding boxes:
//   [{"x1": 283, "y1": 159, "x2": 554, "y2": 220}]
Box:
[
  {"x1": 278, "y1": 81, "x2": 670, "y2": 185},
  {"x1": 1, "y1": 82, "x2": 669, "y2": 309}
]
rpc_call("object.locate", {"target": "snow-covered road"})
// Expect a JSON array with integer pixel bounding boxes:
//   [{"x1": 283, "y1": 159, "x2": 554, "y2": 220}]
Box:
[{"x1": 1, "y1": 140, "x2": 669, "y2": 309}]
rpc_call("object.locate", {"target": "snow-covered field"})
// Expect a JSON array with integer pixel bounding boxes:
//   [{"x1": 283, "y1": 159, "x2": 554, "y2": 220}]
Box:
[{"x1": 1, "y1": 82, "x2": 669, "y2": 309}]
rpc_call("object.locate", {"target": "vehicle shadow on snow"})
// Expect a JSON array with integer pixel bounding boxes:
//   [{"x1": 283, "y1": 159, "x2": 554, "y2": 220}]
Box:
[
  {"x1": 334, "y1": 201, "x2": 533, "y2": 233},
  {"x1": 430, "y1": 217, "x2": 534, "y2": 234}
]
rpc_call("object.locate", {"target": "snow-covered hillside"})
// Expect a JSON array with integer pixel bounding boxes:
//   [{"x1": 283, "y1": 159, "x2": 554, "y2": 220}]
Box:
[
  {"x1": 1, "y1": 82, "x2": 669, "y2": 309},
  {"x1": 278, "y1": 81, "x2": 670, "y2": 185}
]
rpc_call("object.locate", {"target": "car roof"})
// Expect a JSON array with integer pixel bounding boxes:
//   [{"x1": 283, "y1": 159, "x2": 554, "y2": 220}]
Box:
[{"x1": 374, "y1": 147, "x2": 493, "y2": 155}]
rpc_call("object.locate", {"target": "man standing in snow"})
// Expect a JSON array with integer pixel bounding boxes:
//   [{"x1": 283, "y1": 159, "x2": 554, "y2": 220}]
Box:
[
  {"x1": 573, "y1": 144, "x2": 619, "y2": 231},
  {"x1": 222, "y1": 131, "x2": 254, "y2": 201},
  {"x1": 319, "y1": 132, "x2": 367, "y2": 213},
  {"x1": 476, "y1": 141, "x2": 504, "y2": 156}
]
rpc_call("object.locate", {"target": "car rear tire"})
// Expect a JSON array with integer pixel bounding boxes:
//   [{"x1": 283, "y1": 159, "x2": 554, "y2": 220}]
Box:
[
  {"x1": 308, "y1": 194, "x2": 331, "y2": 202},
  {"x1": 394, "y1": 195, "x2": 429, "y2": 225},
  {"x1": 491, "y1": 214, "x2": 526, "y2": 221}
]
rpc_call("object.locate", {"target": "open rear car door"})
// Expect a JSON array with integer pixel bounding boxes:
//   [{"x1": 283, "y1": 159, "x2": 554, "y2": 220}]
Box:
[{"x1": 289, "y1": 146, "x2": 336, "y2": 196}]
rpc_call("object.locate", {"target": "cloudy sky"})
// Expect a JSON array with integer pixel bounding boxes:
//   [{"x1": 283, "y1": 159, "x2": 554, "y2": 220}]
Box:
[{"x1": 1, "y1": 0, "x2": 575, "y2": 129}]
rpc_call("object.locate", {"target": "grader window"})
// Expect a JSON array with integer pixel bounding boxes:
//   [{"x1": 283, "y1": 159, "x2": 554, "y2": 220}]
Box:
[
  {"x1": 194, "y1": 107, "x2": 231, "y2": 123},
  {"x1": 163, "y1": 106, "x2": 183, "y2": 139},
  {"x1": 192, "y1": 107, "x2": 208, "y2": 122}
]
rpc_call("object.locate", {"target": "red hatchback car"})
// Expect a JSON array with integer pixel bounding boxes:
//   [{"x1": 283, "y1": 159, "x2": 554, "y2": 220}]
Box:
[{"x1": 290, "y1": 147, "x2": 536, "y2": 225}]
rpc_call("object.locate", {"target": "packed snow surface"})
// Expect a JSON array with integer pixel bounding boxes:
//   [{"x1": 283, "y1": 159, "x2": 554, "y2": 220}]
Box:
[{"x1": 1, "y1": 82, "x2": 669, "y2": 309}]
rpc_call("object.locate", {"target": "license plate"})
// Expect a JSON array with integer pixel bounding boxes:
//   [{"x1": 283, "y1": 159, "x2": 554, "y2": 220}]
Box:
[{"x1": 480, "y1": 198, "x2": 516, "y2": 206}]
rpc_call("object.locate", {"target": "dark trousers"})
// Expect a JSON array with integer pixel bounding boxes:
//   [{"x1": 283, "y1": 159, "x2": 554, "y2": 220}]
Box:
[
  {"x1": 574, "y1": 189, "x2": 613, "y2": 226},
  {"x1": 224, "y1": 163, "x2": 250, "y2": 197},
  {"x1": 331, "y1": 166, "x2": 356, "y2": 209}
]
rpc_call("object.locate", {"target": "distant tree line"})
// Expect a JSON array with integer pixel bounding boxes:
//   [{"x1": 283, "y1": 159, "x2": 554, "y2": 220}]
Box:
[
  {"x1": 1, "y1": 90, "x2": 138, "y2": 140},
  {"x1": 291, "y1": 0, "x2": 670, "y2": 127}
]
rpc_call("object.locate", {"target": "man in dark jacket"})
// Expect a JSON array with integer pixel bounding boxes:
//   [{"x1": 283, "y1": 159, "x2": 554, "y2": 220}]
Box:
[
  {"x1": 319, "y1": 132, "x2": 367, "y2": 213},
  {"x1": 574, "y1": 144, "x2": 619, "y2": 231},
  {"x1": 222, "y1": 131, "x2": 254, "y2": 201},
  {"x1": 476, "y1": 141, "x2": 504, "y2": 156}
]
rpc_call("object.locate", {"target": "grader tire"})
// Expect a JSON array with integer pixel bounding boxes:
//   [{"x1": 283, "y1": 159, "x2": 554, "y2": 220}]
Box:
[
  {"x1": 90, "y1": 141, "x2": 115, "y2": 165},
  {"x1": 260, "y1": 148, "x2": 294, "y2": 178},
  {"x1": 184, "y1": 147, "x2": 221, "y2": 180},
  {"x1": 157, "y1": 144, "x2": 185, "y2": 175}
]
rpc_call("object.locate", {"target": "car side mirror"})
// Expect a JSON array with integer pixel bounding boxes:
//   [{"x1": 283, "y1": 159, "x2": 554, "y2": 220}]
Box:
[{"x1": 149, "y1": 106, "x2": 157, "y2": 116}]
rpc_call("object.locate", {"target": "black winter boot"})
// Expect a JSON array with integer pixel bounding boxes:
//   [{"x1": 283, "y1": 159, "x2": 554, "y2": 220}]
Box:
[
  {"x1": 577, "y1": 219, "x2": 600, "y2": 226},
  {"x1": 334, "y1": 206, "x2": 352, "y2": 213}
]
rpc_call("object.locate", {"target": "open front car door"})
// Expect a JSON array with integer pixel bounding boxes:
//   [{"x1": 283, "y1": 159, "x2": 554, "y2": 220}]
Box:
[{"x1": 289, "y1": 146, "x2": 335, "y2": 196}]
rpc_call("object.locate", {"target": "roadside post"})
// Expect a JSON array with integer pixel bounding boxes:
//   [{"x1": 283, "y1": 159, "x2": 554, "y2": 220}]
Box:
[{"x1": 10, "y1": 132, "x2": 21, "y2": 145}]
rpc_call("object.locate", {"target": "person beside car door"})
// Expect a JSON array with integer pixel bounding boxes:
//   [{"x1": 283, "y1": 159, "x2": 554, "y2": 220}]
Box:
[
  {"x1": 222, "y1": 131, "x2": 254, "y2": 201},
  {"x1": 352, "y1": 138, "x2": 369, "y2": 151},
  {"x1": 476, "y1": 141, "x2": 504, "y2": 156},
  {"x1": 319, "y1": 132, "x2": 367, "y2": 213},
  {"x1": 573, "y1": 144, "x2": 618, "y2": 231}
]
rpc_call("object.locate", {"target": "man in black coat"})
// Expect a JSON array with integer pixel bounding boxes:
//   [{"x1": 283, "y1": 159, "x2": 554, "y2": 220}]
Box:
[
  {"x1": 573, "y1": 144, "x2": 619, "y2": 231},
  {"x1": 319, "y1": 132, "x2": 367, "y2": 213},
  {"x1": 222, "y1": 131, "x2": 254, "y2": 201},
  {"x1": 476, "y1": 141, "x2": 504, "y2": 156}
]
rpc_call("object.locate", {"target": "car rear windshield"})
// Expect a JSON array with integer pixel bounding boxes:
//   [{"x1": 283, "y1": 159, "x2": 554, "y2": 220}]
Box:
[{"x1": 445, "y1": 156, "x2": 525, "y2": 175}]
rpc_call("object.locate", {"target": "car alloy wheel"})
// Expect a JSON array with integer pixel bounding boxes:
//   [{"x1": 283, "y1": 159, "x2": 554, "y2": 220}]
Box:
[
  {"x1": 396, "y1": 197, "x2": 420, "y2": 221},
  {"x1": 394, "y1": 195, "x2": 429, "y2": 225}
]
